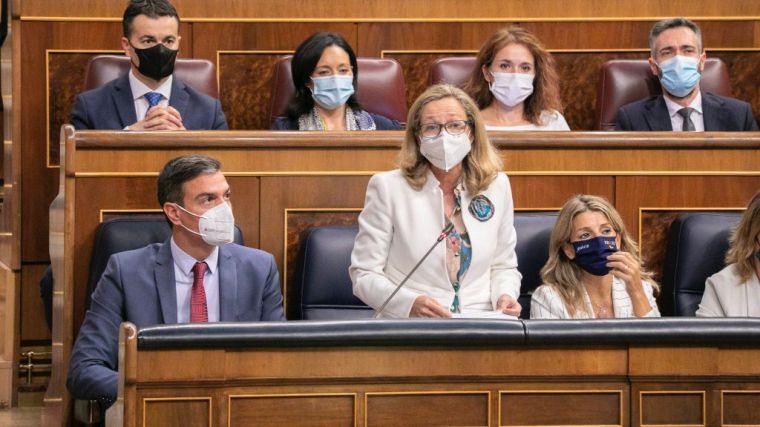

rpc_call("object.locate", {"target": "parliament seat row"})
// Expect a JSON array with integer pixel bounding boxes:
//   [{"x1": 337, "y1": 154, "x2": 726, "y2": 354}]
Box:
[
  {"x1": 88, "y1": 211, "x2": 740, "y2": 321},
  {"x1": 82, "y1": 54, "x2": 732, "y2": 130}
]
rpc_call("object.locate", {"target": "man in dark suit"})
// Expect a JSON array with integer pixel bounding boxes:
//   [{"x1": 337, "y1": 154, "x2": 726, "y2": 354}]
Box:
[
  {"x1": 67, "y1": 155, "x2": 284, "y2": 408},
  {"x1": 616, "y1": 17, "x2": 758, "y2": 131},
  {"x1": 70, "y1": 0, "x2": 227, "y2": 130}
]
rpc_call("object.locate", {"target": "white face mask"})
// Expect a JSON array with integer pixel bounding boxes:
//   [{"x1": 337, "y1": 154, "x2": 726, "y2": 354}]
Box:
[
  {"x1": 489, "y1": 72, "x2": 535, "y2": 107},
  {"x1": 419, "y1": 131, "x2": 472, "y2": 172},
  {"x1": 174, "y1": 202, "x2": 235, "y2": 246}
]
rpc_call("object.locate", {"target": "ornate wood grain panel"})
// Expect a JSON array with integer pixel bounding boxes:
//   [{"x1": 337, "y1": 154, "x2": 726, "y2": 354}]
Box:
[
  {"x1": 143, "y1": 398, "x2": 211, "y2": 427},
  {"x1": 500, "y1": 390, "x2": 623, "y2": 426},
  {"x1": 640, "y1": 391, "x2": 705, "y2": 426},
  {"x1": 721, "y1": 390, "x2": 760, "y2": 425},
  {"x1": 284, "y1": 210, "x2": 359, "y2": 319},
  {"x1": 709, "y1": 51, "x2": 760, "y2": 126},
  {"x1": 365, "y1": 392, "x2": 489, "y2": 426},
  {"x1": 229, "y1": 394, "x2": 355, "y2": 426}
]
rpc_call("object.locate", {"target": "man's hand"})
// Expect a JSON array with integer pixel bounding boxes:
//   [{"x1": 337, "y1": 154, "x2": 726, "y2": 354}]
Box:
[{"x1": 128, "y1": 106, "x2": 185, "y2": 131}]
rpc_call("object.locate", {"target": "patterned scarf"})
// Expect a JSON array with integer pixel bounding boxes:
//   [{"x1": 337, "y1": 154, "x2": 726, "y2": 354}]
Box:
[{"x1": 297, "y1": 106, "x2": 377, "y2": 131}]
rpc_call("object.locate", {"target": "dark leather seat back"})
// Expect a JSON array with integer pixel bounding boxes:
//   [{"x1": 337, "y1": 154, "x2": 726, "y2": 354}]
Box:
[
  {"x1": 427, "y1": 56, "x2": 476, "y2": 88},
  {"x1": 294, "y1": 225, "x2": 373, "y2": 320},
  {"x1": 82, "y1": 54, "x2": 219, "y2": 98},
  {"x1": 660, "y1": 212, "x2": 741, "y2": 316},
  {"x1": 86, "y1": 216, "x2": 243, "y2": 309},
  {"x1": 514, "y1": 212, "x2": 557, "y2": 319},
  {"x1": 268, "y1": 55, "x2": 408, "y2": 126},
  {"x1": 594, "y1": 58, "x2": 731, "y2": 130}
]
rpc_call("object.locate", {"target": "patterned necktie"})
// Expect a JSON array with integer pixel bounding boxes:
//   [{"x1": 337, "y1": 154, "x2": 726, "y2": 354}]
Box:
[
  {"x1": 190, "y1": 262, "x2": 208, "y2": 323},
  {"x1": 144, "y1": 92, "x2": 162, "y2": 109},
  {"x1": 678, "y1": 107, "x2": 696, "y2": 131}
]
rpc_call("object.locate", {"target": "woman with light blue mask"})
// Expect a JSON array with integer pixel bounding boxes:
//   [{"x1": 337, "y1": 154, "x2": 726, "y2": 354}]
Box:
[{"x1": 272, "y1": 32, "x2": 401, "y2": 131}]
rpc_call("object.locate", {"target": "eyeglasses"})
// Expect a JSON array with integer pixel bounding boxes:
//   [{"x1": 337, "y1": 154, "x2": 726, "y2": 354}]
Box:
[{"x1": 419, "y1": 120, "x2": 471, "y2": 139}]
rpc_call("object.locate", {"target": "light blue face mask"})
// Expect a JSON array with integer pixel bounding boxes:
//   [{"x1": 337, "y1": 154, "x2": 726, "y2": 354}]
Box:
[
  {"x1": 310, "y1": 75, "x2": 355, "y2": 110},
  {"x1": 657, "y1": 55, "x2": 701, "y2": 98}
]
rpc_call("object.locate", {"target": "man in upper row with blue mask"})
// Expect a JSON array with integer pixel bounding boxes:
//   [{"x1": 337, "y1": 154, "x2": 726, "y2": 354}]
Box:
[
  {"x1": 616, "y1": 17, "x2": 758, "y2": 131},
  {"x1": 67, "y1": 155, "x2": 284, "y2": 409},
  {"x1": 70, "y1": 0, "x2": 228, "y2": 130}
]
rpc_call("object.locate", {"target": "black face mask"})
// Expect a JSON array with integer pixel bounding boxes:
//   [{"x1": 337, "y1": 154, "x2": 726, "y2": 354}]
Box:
[{"x1": 130, "y1": 42, "x2": 178, "y2": 81}]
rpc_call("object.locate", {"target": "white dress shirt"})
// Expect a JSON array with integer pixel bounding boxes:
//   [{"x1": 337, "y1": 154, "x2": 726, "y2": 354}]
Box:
[
  {"x1": 697, "y1": 264, "x2": 760, "y2": 317},
  {"x1": 530, "y1": 277, "x2": 660, "y2": 319},
  {"x1": 664, "y1": 90, "x2": 704, "y2": 132},
  {"x1": 170, "y1": 237, "x2": 220, "y2": 323},
  {"x1": 485, "y1": 110, "x2": 571, "y2": 131},
  {"x1": 128, "y1": 69, "x2": 172, "y2": 120},
  {"x1": 349, "y1": 169, "x2": 521, "y2": 318}
]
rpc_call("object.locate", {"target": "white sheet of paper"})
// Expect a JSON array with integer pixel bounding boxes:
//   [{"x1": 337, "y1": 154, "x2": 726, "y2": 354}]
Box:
[{"x1": 452, "y1": 310, "x2": 518, "y2": 320}]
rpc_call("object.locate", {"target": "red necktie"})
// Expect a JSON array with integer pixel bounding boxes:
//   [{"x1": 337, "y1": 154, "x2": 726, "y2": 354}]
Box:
[{"x1": 191, "y1": 262, "x2": 208, "y2": 322}]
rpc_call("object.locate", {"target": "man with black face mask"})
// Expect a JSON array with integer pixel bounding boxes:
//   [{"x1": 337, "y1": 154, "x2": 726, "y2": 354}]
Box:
[{"x1": 69, "y1": 0, "x2": 228, "y2": 130}]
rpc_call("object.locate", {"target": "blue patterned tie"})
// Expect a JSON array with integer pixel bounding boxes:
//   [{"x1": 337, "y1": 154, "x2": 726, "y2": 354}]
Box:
[{"x1": 144, "y1": 92, "x2": 162, "y2": 109}]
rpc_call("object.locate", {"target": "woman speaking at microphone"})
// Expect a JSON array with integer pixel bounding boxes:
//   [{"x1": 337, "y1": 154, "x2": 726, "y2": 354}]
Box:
[
  {"x1": 349, "y1": 84, "x2": 522, "y2": 318},
  {"x1": 530, "y1": 195, "x2": 660, "y2": 319}
]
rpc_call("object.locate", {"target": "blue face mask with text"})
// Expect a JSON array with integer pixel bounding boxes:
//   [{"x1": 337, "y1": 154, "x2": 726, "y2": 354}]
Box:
[
  {"x1": 657, "y1": 55, "x2": 701, "y2": 98},
  {"x1": 572, "y1": 236, "x2": 618, "y2": 276},
  {"x1": 310, "y1": 75, "x2": 355, "y2": 110}
]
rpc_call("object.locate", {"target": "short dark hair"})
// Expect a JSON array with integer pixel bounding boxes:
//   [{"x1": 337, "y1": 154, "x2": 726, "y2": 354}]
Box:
[
  {"x1": 157, "y1": 155, "x2": 221, "y2": 210},
  {"x1": 285, "y1": 32, "x2": 362, "y2": 119},
  {"x1": 123, "y1": 0, "x2": 180, "y2": 39},
  {"x1": 649, "y1": 17, "x2": 702, "y2": 57}
]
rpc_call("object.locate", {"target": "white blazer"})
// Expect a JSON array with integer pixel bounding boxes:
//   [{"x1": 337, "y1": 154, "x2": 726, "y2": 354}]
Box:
[
  {"x1": 696, "y1": 264, "x2": 760, "y2": 317},
  {"x1": 530, "y1": 277, "x2": 660, "y2": 319},
  {"x1": 349, "y1": 169, "x2": 521, "y2": 318}
]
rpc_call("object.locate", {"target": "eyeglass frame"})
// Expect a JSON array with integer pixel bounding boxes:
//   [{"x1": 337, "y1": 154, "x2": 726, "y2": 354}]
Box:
[{"x1": 417, "y1": 119, "x2": 473, "y2": 139}]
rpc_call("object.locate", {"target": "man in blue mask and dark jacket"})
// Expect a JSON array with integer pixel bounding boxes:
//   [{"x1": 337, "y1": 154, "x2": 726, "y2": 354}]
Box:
[
  {"x1": 616, "y1": 17, "x2": 758, "y2": 132},
  {"x1": 70, "y1": 0, "x2": 228, "y2": 130}
]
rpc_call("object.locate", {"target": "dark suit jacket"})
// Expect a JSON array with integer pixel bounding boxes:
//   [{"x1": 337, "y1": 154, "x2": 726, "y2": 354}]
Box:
[
  {"x1": 67, "y1": 240, "x2": 284, "y2": 407},
  {"x1": 271, "y1": 112, "x2": 402, "y2": 130},
  {"x1": 615, "y1": 92, "x2": 759, "y2": 131},
  {"x1": 70, "y1": 74, "x2": 228, "y2": 130}
]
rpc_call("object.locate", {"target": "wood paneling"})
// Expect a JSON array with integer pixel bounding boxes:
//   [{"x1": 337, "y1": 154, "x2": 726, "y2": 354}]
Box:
[
  {"x1": 229, "y1": 394, "x2": 354, "y2": 426},
  {"x1": 20, "y1": 264, "x2": 50, "y2": 342},
  {"x1": 17, "y1": 0, "x2": 760, "y2": 19},
  {"x1": 143, "y1": 398, "x2": 210, "y2": 427},
  {"x1": 501, "y1": 391, "x2": 622, "y2": 426},
  {"x1": 366, "y1": 392, "x2": 488, "y2": 427},
  {"x1": 722, "y1": 391, "x2": 760, "y2": 425},
  {"x1": 640, "y1": 391, "x2": 704, "y2": 425}
]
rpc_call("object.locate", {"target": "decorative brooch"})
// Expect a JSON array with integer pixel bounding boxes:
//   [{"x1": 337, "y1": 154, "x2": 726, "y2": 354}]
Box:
[{"x1": 468, "y1": 195, "x2": 494, "y2": 222}]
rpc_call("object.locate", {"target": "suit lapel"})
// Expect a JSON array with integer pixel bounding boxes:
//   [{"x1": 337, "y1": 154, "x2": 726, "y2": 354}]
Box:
[
  {"x1": 113, "y1": 74, "x2": 138, "y2": 127},
  {"x1": 155, "y1": 240, "x2": 178, "y2": 324},
  {"x1": 218, "y1": 245, "x2": 238, "y2": 321},
  {"x1": 169, "y1": 77, "x2": 189, "y2": 119},
  {"x1": 701, "y1": 92, "x2": 725, "y2": 131},
  {"x1": 643, "y1": 96, "x2": 673, "y2": 131}
]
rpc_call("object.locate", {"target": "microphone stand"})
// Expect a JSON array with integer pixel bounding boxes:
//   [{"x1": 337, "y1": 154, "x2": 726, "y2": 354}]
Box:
[{"x1": 373, "y1": 221, "x2": 456, "y2": 319}]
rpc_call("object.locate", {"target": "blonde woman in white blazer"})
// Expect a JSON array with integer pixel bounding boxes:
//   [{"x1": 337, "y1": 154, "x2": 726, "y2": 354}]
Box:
[
  {"x1": 349, "y1": 84, "x2": 522, "y2": 318},
  {"x1": 697, "y1": 191, "x2": 760, "y2": 317}
]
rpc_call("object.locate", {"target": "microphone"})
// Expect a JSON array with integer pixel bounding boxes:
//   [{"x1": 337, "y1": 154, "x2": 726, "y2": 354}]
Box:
[{"x1": 373, "y1": 221, "x2": 456, "y2": 318}]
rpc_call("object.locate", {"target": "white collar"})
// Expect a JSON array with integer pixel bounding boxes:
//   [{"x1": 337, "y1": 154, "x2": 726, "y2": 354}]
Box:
[
  {"x1": 664, "y1": 90, "x2": 702, "y2": 119},
  {"x1": 170, "y1": 236, "x2": 219, "y2": 275},
  {"x1": 128, "y1": 69, "x2": 173, "y2": 102}
]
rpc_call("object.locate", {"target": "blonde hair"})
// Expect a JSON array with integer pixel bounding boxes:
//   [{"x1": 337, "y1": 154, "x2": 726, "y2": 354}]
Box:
[
  {"x1": 463, "y1": 26, "x2": 563, "y2": 126},
  {"x1": 540, "y1": 195, "x2": 658, "y2": 317},
  {"x1": 726, "y1": 190, "x2": 760, "y2": 282},
  {"x1": 399, "y1": 84, "x2": 503, "y2": 194}
]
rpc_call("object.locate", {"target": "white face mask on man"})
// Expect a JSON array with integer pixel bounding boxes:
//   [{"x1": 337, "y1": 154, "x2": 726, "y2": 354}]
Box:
[
  {"x1": 419, "y1": 131, "x2": 472, "y2": 172},
  {"x1": 489, "y1": 72, "x2": 535, "y2": 107},
  {"x1": 173, "y1": 201, "x2": 235, "y2": 246}
]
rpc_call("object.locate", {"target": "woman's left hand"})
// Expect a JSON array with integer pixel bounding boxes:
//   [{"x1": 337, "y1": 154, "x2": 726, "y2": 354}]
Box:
[
  {"x1": 606, "y1": 251, "x2": 653, "y2": 317},
  {"x1": 496, "y1": 294, "x2": 521, "y2": 317}
]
